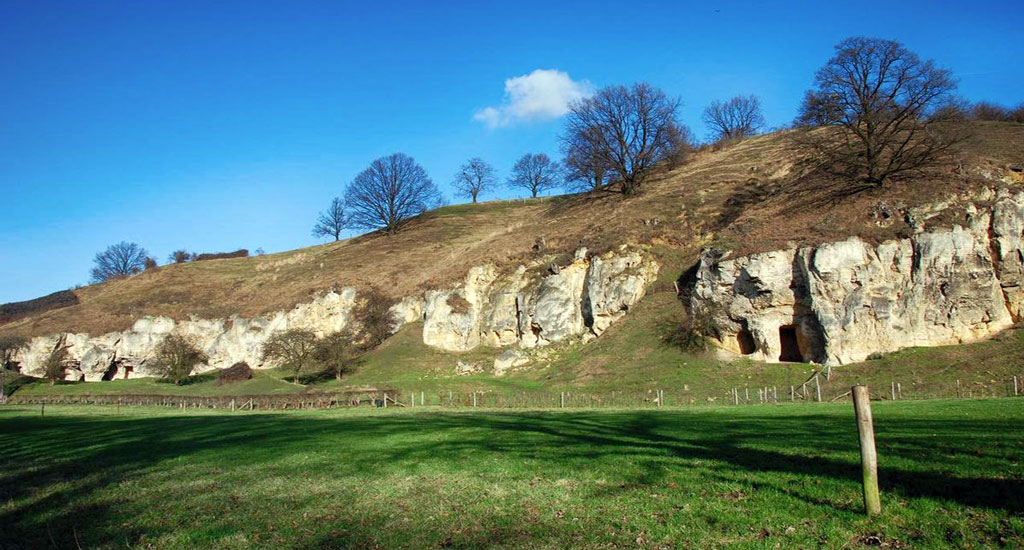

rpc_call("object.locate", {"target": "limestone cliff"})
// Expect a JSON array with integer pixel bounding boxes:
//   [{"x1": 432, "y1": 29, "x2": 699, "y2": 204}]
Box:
[
  {"x1": 691, "y1": 190, "x2": 1024, "y2": 365},
  {"x1": 421, "y1": 246, "x2": 660, "y2": 352},
  {"x1": 11, "y1": 246, "x2": 660, "y2": 381}
]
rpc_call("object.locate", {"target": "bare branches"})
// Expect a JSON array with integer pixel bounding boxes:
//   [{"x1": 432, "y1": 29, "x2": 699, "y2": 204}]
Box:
[
  {"x1": 344, "y1": 153, "x2": 443, "y2": 234},
  {"x1": 702, "y1": 95, "x2": 766, "y2": 141},
  {"x1": 795, "y1": 37, "x2": 961, "y2": 187},
  {"x1": 452, "y1": 158, "x2": 497, "y2": 203},
  {"x1": 90, "y1": 241, "x2": 149, "y2": 283},
  {"x1": 153, "y1": 333, "x2": 209, "y2": 385},
  {"x1": 507, "y1": 153, "x2": 561, "y2": 198},
  {"x1": 562, "y1": 83, "x2": 687, "y2": 195},
  {"x1": 312, "y1": 197, "x2": 347, "y2": 241}
]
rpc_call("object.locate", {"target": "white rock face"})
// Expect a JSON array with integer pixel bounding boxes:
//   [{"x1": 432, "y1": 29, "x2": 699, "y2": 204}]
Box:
[
  {"x1": 692, "y1": 194, "x2": 1024, "y2": 365},
  {"x1": 421, "y1": 246, "x2": 661, "y2": 352},
  {"x1": 9, "y1": 248, "x2": 659, "y2": 381},
  {"x1": 14, "y1": 289, "x2": 359, "y2": 380}
]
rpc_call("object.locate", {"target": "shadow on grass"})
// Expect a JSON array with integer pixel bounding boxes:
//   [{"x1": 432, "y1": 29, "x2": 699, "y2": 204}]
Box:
[{"x1": 0, "y1": 406, "x2": 1021, "y2": 548}]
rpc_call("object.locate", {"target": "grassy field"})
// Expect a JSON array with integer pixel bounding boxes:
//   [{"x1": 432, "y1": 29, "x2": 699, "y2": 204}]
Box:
[{"x1": 1, "y1": 398, "x2": 1021, "y2": 549}]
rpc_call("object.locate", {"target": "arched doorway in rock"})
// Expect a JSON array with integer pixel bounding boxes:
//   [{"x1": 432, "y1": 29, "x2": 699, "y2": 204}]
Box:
[
  {"x1": 778, "y1": 325, "x2": 804, "y2": 362},
  {"x1": 736, "y1": 328, "x2": 756, "y2": 355}
]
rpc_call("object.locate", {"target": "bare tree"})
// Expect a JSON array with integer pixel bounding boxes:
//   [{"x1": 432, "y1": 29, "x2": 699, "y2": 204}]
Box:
[
  {"x1": 312, "y1": 197, "x2": 346, "y2": 241},
  {"x1": 562, "y1": 83, "x2": 688, "y2": 195},
  {"x1": 354, "y1": 286, "x2": 397, "y2": 348},
  {"x1": 507, "y1": 153, "x2": 561, "y2": 198},
  {"x1": 153, "y1": 333, "x2": 208, "y2": 385},
  {"x1": 260, "y1": 329, "x2": 319, "y2": 383},
  {"x1": 702, "y1": 95, "x2": 766, "y2": 141},
  {"x1": 91, "y1": 241, "x2": 149, "y2": 282},
  {"x1": 562, "y1": 129, "x2": 612, "y2": 192},
  {"x1": 795, "y1": 37, "x2": 961, "y2": 187},
  {"x1": 313, "y1": 330, "x2": 361, "y2": 380},
  {"x1": 452, "y1": 158, "x2": 497, "y2": 204},
  {"x1": 344, "y1": 153, "x2": 443, "y2": 234}
]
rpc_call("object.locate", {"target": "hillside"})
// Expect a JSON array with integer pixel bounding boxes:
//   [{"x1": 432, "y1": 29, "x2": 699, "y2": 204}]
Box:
[{"x1": 3, "y1": 122, "x2": 1024, "y2": 394}]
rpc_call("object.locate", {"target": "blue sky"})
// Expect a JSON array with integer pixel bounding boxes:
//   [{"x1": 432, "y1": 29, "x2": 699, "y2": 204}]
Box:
[{"x1": 1, "y1": 0, "x2": 1021, "y2": 303}]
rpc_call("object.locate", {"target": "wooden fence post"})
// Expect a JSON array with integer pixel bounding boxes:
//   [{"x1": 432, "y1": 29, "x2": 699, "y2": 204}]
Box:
[
  {"x1": 421, "y1": 391, "x2": 425, "y2": 406},
  {"x1": 733, "y1": 388, "x2": 739, "y2": 405},
  {"x1": 790, "y1": 385, "x2": 795, "y2": 401},
  {"x1": 957, "y1": 379, "x2": 961, "y2": 398},
  {"x1": 1014, "y1": 376, "x2": 1018, "y2": 397},
  {"x1": 815, "y1": 375, "x2": 822, "y2": 402},
  {"x1": 560, "y1": 392, "x2": 565, "y2": 409},
  {"x1": 897, "y1": 383, "x2": 902, "y2": 400},
  {"x1": 745, "y1": 387, "x2": 749, "y2": 402},
  {"x1": 472, "y1": 392, "x2": 477, "y2": 408},
  {"x1": 852, "y1": 385, "x2": 881, "y2": 516},
  {"x1": 891, "y1": 382, "x2": 896, "y2": 401}
]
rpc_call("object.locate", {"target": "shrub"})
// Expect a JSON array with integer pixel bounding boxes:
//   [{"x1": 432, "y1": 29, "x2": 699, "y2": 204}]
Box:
[
  {"x1": 193, "y1": 249, "x2": 249, "y2": 262},
  {"x1": 168, "y1": 250, "x2": 193, "y2": 264},
  {"x1": 216, "y1": 362, "x2": 253, "y2": 385},
  {"x1": 43, "y1": 344, "x2": 70, "y2": 385},
  {"x1": 354, "y1": 287, "x2": 398, "y2": 348},
  {"x1": 143, "y1": 257, "x2": 158, "y2": 271}
]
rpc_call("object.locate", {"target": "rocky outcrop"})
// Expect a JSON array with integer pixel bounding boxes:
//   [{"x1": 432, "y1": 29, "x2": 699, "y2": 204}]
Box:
[
  {"x1": 8, "y1": 247, "x2": 659, "y2": 381},
  {"x1": 421, "y1": 246, "x2": 660, "y2": 352},
  {"x1": 13, "y1": 289, "x2": 358, "y2": 381},
  {"x1": 691, "y1": 191, "x2": 1024, "y2": 365}
]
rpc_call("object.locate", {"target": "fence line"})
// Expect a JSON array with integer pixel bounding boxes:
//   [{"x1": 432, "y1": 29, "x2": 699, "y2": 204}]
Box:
[{"x1": 4, "y1": 375, "x2": 1021, "y2": 411}]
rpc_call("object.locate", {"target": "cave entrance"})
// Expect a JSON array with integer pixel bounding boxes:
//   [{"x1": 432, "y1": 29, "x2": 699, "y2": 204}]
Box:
[
  {"x1": 101, "y1": 362, "x2": 118, "y2": 381},
  {"x1": 736, "y1": 329, "x2": 756, "y2": 355},
  {"x1": 778, "y1": 325, "x2": 804, "y2": 362},
  {"x1": 123, "y1": 366, "x2": 134, "y2": 379}
]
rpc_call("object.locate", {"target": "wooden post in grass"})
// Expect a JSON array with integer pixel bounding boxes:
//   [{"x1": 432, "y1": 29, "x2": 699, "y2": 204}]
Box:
[
  {"x1": 733, "y1": 388, "x2": 739, "y2": 405},
  {"x1": 421, "y1": 391, "x2": 425, "y2": 406},
  {"x1": 560, "y1": 392, "x2": 565, "y2": 408},
  {"x1": 1014, "y1": 376, "x2": 1018, "y2": 397},
  {"x1": 815, "y1": 375, "x2": 822, "y2": 403},
  {"x1": 851, "y1": 385, "x2": 881, "y2": 516},
  {"x1": 472, "y1": 392, "x2": 477, "y2": 408},
  {"x1": 745, "y1": 387, "x2": 749, "y2": 402},
  {"x1": 790, "y1": 385, "x2": 795, "y2": 401},
  {"x1": 231, "y1": 399, "x2": 235, "y2": 412},
  {"x1": 897, "y1": 383, "x2": 902, "y2": 400},
  {"x1": 890, "y1": 382, "x2": 896, "y2": 401},
  {"x1": 957, "y1": 379, "x2": 961, "y2": 398}
]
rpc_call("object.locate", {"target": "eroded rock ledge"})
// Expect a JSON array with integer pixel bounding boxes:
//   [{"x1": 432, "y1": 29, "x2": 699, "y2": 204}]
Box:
[
  {"x1": 11, "y1": 246, "x2": 659, "y2": 381},
  {"x1": 417, "y1": 246, "x2": 660, "y2": 352},
  {"x1": 691, "y1": 191, "x2": 1024, "y2": 365}
]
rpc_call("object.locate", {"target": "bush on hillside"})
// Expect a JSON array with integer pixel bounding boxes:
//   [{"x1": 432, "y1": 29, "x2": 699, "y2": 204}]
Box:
[
  {"x1": 0, "y1": 290, "x2": 79, "y2": 324},
  {"x1": 216, "y1": 362, "x2": 253, "y2": 385},
  {"x1": 193, "y1": 249, "x2": 249, "y2": 262}
]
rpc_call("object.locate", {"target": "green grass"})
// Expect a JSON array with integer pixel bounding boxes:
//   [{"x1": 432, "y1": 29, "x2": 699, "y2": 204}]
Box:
[{"x1": 1, "y1": 399, "x2": 1021, "y2": 549}]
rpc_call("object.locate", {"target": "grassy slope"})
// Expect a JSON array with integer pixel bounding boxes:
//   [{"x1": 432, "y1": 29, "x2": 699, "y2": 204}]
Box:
[
  {"x1": 3, "y1": 123, "x2": 1024, "y2": 398},
  {"x1": 1, "y1": 399, "x2": 1021, "y2": 549}
]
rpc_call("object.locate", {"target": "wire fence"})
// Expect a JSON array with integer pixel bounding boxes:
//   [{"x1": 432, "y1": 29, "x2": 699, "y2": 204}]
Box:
[{"x1": 3, "y1": 372, "x2": 1021, "y2": 412}]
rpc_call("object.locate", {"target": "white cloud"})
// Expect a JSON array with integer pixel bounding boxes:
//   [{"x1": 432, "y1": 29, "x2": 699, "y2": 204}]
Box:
[{"x1": 474, "y1": 69, "x2": 593, "y2": 128}]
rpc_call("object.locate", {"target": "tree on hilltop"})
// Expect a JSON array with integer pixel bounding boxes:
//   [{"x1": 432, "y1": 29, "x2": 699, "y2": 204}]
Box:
[
  {"x1": 453, "y1": 158, "x2": 497, "y2": 204},
  {"x1": 313, "y1": 197, "x2": 347, "y2": 241},
  {"x1": 562, "y1": 83, "x2": 690, "y2": 195},
  {"x1": 91, "y1": 241, "x2": 149, "y2": 282},
  {"x1": 344, "y1": 153, "x2": 443, "y2": 234},
  {"x1": 702, "y1": 95, "x2": 766, "y2": 141},
  {"x1": 795, "y1": 36, "x2": 964, "y2": 188},
  {"x1": 507, "y1": 153, "x2": 561, "y2": 198}
]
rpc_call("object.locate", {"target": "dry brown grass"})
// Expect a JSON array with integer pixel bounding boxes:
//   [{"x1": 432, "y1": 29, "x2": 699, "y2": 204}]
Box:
[{"x1": 4, "y1": 122, "x2": 1023, "y2": 339}]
